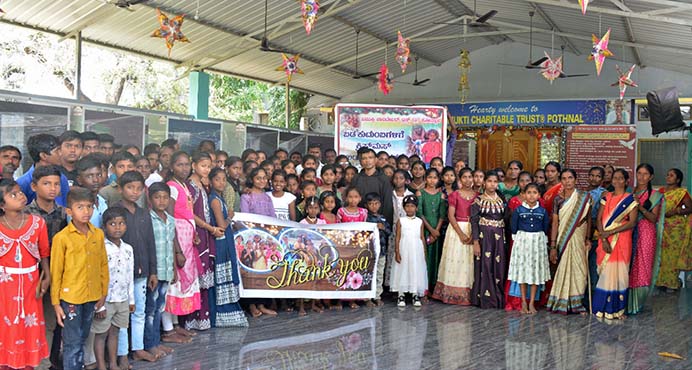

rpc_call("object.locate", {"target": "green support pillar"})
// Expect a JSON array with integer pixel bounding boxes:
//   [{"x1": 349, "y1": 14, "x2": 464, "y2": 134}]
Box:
[{"x1": 189, "y1": 71, "x2": 210, "y2": 120}]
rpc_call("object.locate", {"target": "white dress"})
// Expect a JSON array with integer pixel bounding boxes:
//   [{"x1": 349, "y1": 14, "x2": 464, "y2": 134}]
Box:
[{"x1": 390, "y1": 216, "x2": 428, "y2": 295}]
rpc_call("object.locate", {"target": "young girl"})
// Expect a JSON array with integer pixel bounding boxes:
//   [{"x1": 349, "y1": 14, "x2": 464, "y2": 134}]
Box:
[
  {"x1": 429, "y1": 157, "x2": 444, "y2": 174},
  {"x1": 0, "y1": 179, "x2": 50, "y2": 369},
  {"x1": 268, "y1": 170, "x2": 296, "y2": 221},
  {"x1": 440, "y1": 166, "x2": 457, "y2": 199},
  {"x1": 286, "y1": 174, "x2": 300, "y2": 197},
  {"x1": 507, "y1": 183, "x2": 551, "y2": 314},
  {"x1": 300, "y1": 168, "x2": 318, "y2": 184},
  {"x1": 208, "y1": 168, "x2": 248, "y2": 327},
  {"x1": 433, "y1": 168, "x2": 477, "y2": 305},
  {"x1": 319, "y1": 191, "x2": 338, "y2": 224},
  {"x1": 391, "y1": 195, "x2": 428, "y2": 307},
  {"x1": 408, "y1": 161, "x2": 426, "y2": 193},
  {"x1": 297, "y1": 196, "x2": 325, "y2": 315},
  {"x1": 223, "y1": 156, "x2": 243, "y2": 213},
  {"x1": 382, "y1": 165, "x2": 395, "y2": 179},
  {"x1": 318, "y1": 165, "x2": 339, "y2": 199},
  {"x1": 386, "y1": 170, "x2": 414, "y2": 287},
  {"x1": 416, "y1": 168, "x2": 447, "y2": 295},
  {"x1": 337, "y1": 187, "x2": 368, "y2": 223},
  {"x1": 166, "y1": 152, "x2": 201, "y2": 336},
  {"x1": 295, "y1": 180, "x2": 317, "y2": 221},
  {"x1": 472, "y1": 169, "x2": 485, "y2": 193},
  {"x1": 186, "y1": 151, "x2": 223, "y2": 331},
  {"x1": 281, "y1": 159, "x2": 296, "y2": 175},
  {"x1": 339, "y1": 166, "x2": 358, "y2": 190},
  {"x1": 239, "y1": 167, "x2": 278, "y2": 318},
  {"x1": 471, "y1": 171, "x2": 508, "y2": 309}
]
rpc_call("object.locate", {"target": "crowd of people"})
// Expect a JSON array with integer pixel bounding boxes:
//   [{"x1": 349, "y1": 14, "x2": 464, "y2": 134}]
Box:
[{"x1": 0, "y1": 130, "x2": 690, "y2": 370}]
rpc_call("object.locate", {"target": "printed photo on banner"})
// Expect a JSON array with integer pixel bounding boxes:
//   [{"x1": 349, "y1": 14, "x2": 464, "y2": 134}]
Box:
[
  {"x1": 334, "y1": 104, "x2": 447, "y2": 165},
  {"x1": 605, "y1": 99, "x2": 634, "y2": 124},
  {"x1": 232, "y1": 212, "x2": 380, "y2": 299}
]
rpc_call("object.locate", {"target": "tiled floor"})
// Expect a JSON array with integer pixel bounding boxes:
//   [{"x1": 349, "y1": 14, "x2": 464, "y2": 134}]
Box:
[{"x1": 137, "y1": 289, "x2": 692, "y2": 369}]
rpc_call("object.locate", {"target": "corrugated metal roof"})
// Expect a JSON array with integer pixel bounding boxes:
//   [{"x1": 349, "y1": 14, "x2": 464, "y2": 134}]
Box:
[{"x1": 1, "y1": 0, "x2": 691, "y2": 99}]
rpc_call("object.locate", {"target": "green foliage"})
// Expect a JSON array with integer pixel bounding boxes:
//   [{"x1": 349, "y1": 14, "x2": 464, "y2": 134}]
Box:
[{"x1": 210, "y1": 74, "x2": 309, "y2": 129}]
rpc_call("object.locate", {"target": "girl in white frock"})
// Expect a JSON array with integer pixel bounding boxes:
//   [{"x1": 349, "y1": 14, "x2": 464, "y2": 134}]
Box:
[{"x1": 391, "y1": 195, "x2": 428, "y2": 307}]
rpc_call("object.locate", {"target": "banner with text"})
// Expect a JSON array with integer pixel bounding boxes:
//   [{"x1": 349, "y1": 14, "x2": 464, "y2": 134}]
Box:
[
  {"x1": 565, "y1": 125, "x2": 637, "y2": 189},
  {"x1": 335, "y1": 104, "x2": 447, "y2": 165},
  {"x1": 232, "y1": 212, "x2": 380, "y2": 299},
  {"x1": 447, "y1": 100, "x2": 607, "y2": 126}
]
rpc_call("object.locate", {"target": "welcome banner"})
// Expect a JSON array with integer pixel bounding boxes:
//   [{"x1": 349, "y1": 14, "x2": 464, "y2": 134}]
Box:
[
  {"x1": 232, "y1": 213, "x2": 380, "y2": 299},
  {"x1": 334, "y1": 104, "x2": 447, "y2": 165},
  {"x1": 447, "y1": 100, "x2": 608, "y2": 126}
]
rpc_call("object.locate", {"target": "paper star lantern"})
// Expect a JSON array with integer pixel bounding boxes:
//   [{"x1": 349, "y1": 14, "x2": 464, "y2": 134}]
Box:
[
  {"x1": 301, "y1": 0, "x2": 319, "y2": 35},
  {"x1": 395, "y1": 31, "x2": 411, "y2": 73},
  {"x1": 539, "y1": 51, "x2": 563, "y2": 84},
  {"x1": 378, "y1": 64, "x2": 392, "y2": 95},
  {"x1": 611, "y1": 64, "x2": 638, "y2": 100},
  {"x1": 587, "y1": 28, "x2": 613, "y2": 76},
  {"x1": 275, "y1": 53, "x2": 304, "y2": 82},
  {"x1": 578, "y1": 0, "x2": 590, "y2": 15},
  {"x1": 151, "y1": 9, "x2": 189, "y2": 57}
]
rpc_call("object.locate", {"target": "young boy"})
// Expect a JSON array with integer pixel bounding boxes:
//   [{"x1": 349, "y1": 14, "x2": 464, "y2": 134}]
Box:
[
  {"x1": 113, "y1": 171, "x2": 158, "y2": 365},
  {"x1": 365, "y1": 192, "x2": 391, "y2": 307},
  {"x1": 27, "y1": 165, "x2": 68, "y2": 370},
  {"x1": 84, "y1": 207, "x2": 134, "y2": 370},
  {"x1": 50, "y1": 187, "x2": 109, "y2": 370},
  {"x1": 57, "y1": 130, "x2": 84, "y2": 186},
  {"x1": 99, "y1": 151, "x2": 146, "y2": 208},
  {"x1": 17, "y1": 133, "x2": 71, "y2": 206},
  {"x1": 147, "y1": 182, "x2": 183, "y2": 350},
  {"x1": 76, "y1": 155, "x2": 109, "y2": 228}
]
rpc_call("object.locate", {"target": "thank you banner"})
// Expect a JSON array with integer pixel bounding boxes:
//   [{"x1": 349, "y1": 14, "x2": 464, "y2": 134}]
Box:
[
  {"x1": 447, "y1": 100, "x2": 607, "y2": 126},
  {"x1": 232, "y1": 212, "x2": 380, "y2": 299}
]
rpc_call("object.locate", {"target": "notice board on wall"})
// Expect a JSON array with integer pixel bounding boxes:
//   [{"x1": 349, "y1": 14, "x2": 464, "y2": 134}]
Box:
[{"x1": 565, "y1": 125, "x2": 637, "y2": 189}]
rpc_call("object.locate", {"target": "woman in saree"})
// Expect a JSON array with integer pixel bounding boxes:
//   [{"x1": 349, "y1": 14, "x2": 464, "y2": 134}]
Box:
[
  {"x1": 657, "y1": 168, "x2": 692, "y2": 291},
  {"x1": 627, "y1": 164, "x2": 665, "y2": 315},
  {"x1": 546, "y1": 169, "x2": 592, "y2": 314},
  {"x1": 542, "y1": 161, "x2": 563, "y2": 216},
  {"x1": 593, "y1": 169, "x2": 638, "y2": 320}
]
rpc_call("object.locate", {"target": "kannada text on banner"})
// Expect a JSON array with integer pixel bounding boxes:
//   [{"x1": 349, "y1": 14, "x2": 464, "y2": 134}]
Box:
[
  {"x1": 335, "y1": 104, "x2": 447, "y2": 165},
  {"x1": 232, "y1": 212, "x2": 380, "y2": 299},
  {"x1": 447, "y1": 100, "x2": 608, "y2": 127},
  {"x1": 565, "y1": 125, "x2": 637, "y2": 189}
]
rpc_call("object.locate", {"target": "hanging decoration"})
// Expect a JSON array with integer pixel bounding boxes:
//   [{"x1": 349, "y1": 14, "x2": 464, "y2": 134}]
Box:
[
  {"x1": 611, "y1": 64, "x2": 638, "y2": 100},
  {"x1": 301, "y1": 0, "x2": 319, "y2": 35},
  {"x1": 0, "y1": 2, "x2": 4, "y2": 15},
  {"x1": 587, "y1": 28, "x2": 613, "y2": 76},
  {"x1": 151, "y1": 9, "x2": 189, "y2": 57},
  {"x1": 539, "y1": 51, "x2": 563, "y2": 84},
  {"x1": 578, "y1": 0, "x2": 590, "y2": 15},
  {"x1": 378, "y1": 64, "x2": 392, "y2": 95},
  {"x1": 276, "y1": 53, "x2": 304, "y2": 82},
  {"x1": 458, "y1": 49, "x2": 471, "y2": 104},
  {"x1": 395, "y1": 31, "x2": 411, "y2": 73}
]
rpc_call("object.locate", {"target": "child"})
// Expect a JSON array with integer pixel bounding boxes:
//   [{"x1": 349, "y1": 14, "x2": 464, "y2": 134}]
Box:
[
  {"x1": 268, "y1": 170, "x2": 296, "y2": 221},
  {"x1": 386, "y1": 170, "x2": 414, "y2": 287},
  {"x1": 286, "y1": 173, "x2": 300, "y2": 197},
  {"x1": 317, "y1": 165, "x2": 339, "y2": 198},
  {"x1": 319, "y1": 191, "x2": 338, "y2": 224},
  {"x1": 85, "y1": 207, "x2": 135, "y2": 370},
  {"x1": 429, "y1": 157, "x2": 444, "y2": 174},
  {"x1": 76, "y1": 155, "x2": 109, "y2": 228},
  {"x1": 507, "y1": 183, "x2": 551, "y2": 314},
  {"x1": 208, "y1": 168, "x2": 249, "y2": 327},
  {"x1": 421, "y1": 130, "x2": 442, "y2": 164},
  {"x1": 295, "y1": 180, "x2": 317, "y2": 221},
  {"x1": 300, "y1": 196, "x2": 326, "y2": 225},
  {"x1": 281, "y1": 159, "x2": 296, "y2": 175},
  {"x1": 51, "y1": 187, "x2": 109, "y2": 370},
  {"x1": 433, "y1": 168, "x2": 476, "y2": 305},
  {"x1": 365, "y1": 192, "x2": 391, "y2": 306},
  {"x1": 300, "y1": 167, "x2": 319, "y2": 186},
  {"x1": 146, "y1": 183, "x2": 184, "y2": 350},
  {"x1": 99, "y1": 151, "x2": 136, "y2": 207},
  {"x1": 408, "y1": 161, "x2": 426, "y2": 193},
  {"x1": 223, "y1": 156, "x2": 243, "y2": 214},
  {"x1": 337, "y1": 187, "x2": 368, "y2": 223},
  {"x1": 440, "y1": 166, "x2": 457, "y2": 199},
  {"x1": 416, "y1": 168, "x2": 447, "y2": 295},
  {"x1": 340, "y1": 166, "x2": 358, "y2": 190},
  {"x1": 470, "y1": 171, "x2": 508, "y2": 309},
  {"x1": 391, "y1": 195, "x2": 428, "y2": 307},
  {"x1": 472, "y1": 169, "x2": 485, "y2": 194},
  {"x1": 27, "y1": 165, "x2": 67, "y2": 370},
  {"x1": 113, "y1": 171, "x2": 159, "y2": 363},
  {"x1": 0, "y1": 179, "x2": 51, "y2": 369}
]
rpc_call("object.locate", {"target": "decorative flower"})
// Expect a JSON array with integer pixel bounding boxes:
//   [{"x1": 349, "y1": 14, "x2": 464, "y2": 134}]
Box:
[
  {"x1": 340, "y1": 333, "x2": 362, "y2": 352},
  {"x1": 346, "y1": 271, "x2": 363, "y2": 290}
]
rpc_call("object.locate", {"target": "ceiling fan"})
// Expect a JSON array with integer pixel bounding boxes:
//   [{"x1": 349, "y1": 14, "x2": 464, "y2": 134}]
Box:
[
  {"x1": 103, "y1": 0, "x2": 148, "y2": 11},
  {"x1": 259, "y1": 0, "x2": 292, "y2": 53},
  {"x1": 434, "y1": 0, "x2": 497, "y2": 27},
  {"x1": 350, "y1": 28, "x2": 379, "y2": 79},
  {"x1": 397, "y1": 56, "x2": 430, "y2": 86},
  {"x1": 556, "y1": 45, "x2": 590, "y2": 79},
  {"x1": 497, "y1": 11, "x2": 548, "y2": 69}
]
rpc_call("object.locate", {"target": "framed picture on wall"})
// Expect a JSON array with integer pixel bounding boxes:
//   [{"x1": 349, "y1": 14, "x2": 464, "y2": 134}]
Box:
[{"x1": 637, "y1": 105, "x2": 649, "y2": 121}]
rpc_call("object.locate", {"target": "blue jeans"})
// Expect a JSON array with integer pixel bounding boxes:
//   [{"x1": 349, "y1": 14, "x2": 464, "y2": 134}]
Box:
[
  {"x1": 144, "y1": 281, "x2": 168, "y2": 350},
  {"x1": 119, "y1": 277, "x2": 147, "y2": 353},
  {"x1": 61, "y1": 300, "x2": 96, "y2": 370}
]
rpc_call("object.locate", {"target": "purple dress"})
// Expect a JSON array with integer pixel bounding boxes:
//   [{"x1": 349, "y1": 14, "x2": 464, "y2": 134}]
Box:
[{"x1": 240, "y1": 192, "x2": 276, "y2": 217}]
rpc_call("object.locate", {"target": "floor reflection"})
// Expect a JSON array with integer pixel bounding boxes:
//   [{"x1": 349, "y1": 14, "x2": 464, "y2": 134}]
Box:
[{"x1": 136, "y1": 290, "x2": 692, "y2": 370}]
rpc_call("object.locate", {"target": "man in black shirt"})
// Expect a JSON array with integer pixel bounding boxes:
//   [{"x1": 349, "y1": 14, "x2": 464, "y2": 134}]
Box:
[
  {"x1": 351, "y1": 147, "x2": 393, "y2": 225},
  {"x1": 58, "y1": 130, "x2": 83, "y2": 186}
]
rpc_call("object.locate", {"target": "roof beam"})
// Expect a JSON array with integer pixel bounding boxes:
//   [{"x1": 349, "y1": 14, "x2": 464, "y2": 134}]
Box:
[
  {"x1": 329, "y1": 14, "x2": 445, "y2": 66},
  {"x1": 528, "y1": 2, "x2": 581, "y2": 55},
  {"x1": 623, "y1": 16, "x2": 644, "y2": 67},
  {"x1": 608, "y1": 0, "x2": 632, "y2": 12},
  {"x1": 413, "y1": 29, "x2": 531, "y2": 43},
  {"x1": 58, "y1": 1, "x2": 114, "y2": 41},
  {"x1": 522, "y1": 0, "x2": 692, "y2": 27}
]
